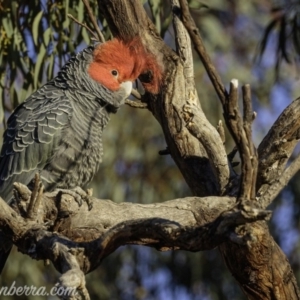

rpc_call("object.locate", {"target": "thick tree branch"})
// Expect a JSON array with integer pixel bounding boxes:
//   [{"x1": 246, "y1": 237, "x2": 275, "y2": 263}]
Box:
[
  {"x1": 1, "y1": 188, "x2": 270, "y2": 274},
  {"x1": 257, "y1": 97, "x2": 300, "y2": 198},
  {"x1": 182, "y1": 103, "x2": 230, "y2": 194},
  {"x1": 178, "y1": 0, "x2": 228, "y2": 106},
  {"x1": 171, "y1": 0, "x2": 229, "y2": 192},
  {"x1": 260, "y1": 153, "x2": 300, "y2": 208},
  {"x1": 171, "y1": 0, "x2": 194, "y2": 84},
  {"x1": 220, "y1": 221, "x2": 300, "y2": 300}
]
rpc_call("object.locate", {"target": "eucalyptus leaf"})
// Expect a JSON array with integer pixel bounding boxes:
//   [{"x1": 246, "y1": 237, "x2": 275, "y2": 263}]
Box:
[
  {"x1": 77, "y1": 0, "x2": 84, "y2": 23},
  {"x1": 2, "y1": 17, "x2": 13, "y2": 38},
  {"x1": 63, "y1": 18, "x2": 70, "y2": 29},
  {"x1": 0, "y1": 91, "x2": 4, "y2": 125},
  {"x1": 34, "y1": 43, "x2": 46, "y2": 89},
  {"x1": 43, "y1": 27, "x2": 52, "y2": 46},
  {"x1": 148, "y1": 0, "x2": 161, "y2": 33},
  {"x1": 47, "y1": 54, "x2": 55, "y2": 80},
  {"x1": 10, "y1": 84, "x2": 19, "y2": 110},
  {"x1": 32, "y1": 10, "x2": 44, "y2": 45},
  {"x1": 82, "y1": 27, "x2": 90, "y2": 44}
]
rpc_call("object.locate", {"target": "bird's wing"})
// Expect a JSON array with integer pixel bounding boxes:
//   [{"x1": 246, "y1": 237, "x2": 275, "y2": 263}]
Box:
[{"x1": 0, "y1": 84, "x2": 72, "y2": 201}]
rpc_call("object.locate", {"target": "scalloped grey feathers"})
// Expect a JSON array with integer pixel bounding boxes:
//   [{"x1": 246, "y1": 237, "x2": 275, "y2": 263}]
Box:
[{"x1": 0, "y1": 46, "x2": 127, "y2": 202}]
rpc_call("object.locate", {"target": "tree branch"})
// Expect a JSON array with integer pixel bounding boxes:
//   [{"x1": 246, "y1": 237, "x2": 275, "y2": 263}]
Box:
[
  {"x1": 171, "y1": 0, "x2": 230, "y2": 193},
  {"x1": 178, "y1": 0, "x2": 228, "y2": 106},
  {"x1": 257, "y1": 97, "x2": 300, "y2": 199},
  {"x1": 260, "y1": 153, "x2": 300, "y2": 208},
  {"x1": 2, "y1": 188, "x2": 271, "y2": 273},
  {"x1": 226, "y1": 80, "x2": 258, "y2": 201},
  {"x1": 67, "y1": 13, "x2": 98, "y2": 41},
  {"x1": 182, "y1": 103, "x2": 230, "y2": 194},
  {"x1": 82, "y1": 0, "x2": 105, "y2": 43},
  {"x1": 125, "y1": 99, "x2": 147, "y2": 108},
  {"x1": 242, "y1": 84, "x2": 258, "y2": 200}
]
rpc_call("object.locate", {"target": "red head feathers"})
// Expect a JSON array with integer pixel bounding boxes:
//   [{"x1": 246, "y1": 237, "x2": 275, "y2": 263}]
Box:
[{"x1": 88, "y1": 38, "x2": 162, "y2": 94}]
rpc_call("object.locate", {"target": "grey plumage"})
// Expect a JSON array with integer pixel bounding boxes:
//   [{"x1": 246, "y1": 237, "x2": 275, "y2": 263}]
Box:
[
  {"x1": 0, "y1": 45, "x2": 131, "y2": 273},
  {"x1": 0, "y1": 46, "x2": 127, "y2": 202}
]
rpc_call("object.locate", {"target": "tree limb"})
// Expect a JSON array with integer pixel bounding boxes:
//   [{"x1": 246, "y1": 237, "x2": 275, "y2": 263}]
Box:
[
  {"x1": 171, "y1": 0, "x2": 230, "y2": 193},
  {"x1": 178, "y1": 0, "x2": 228, "y2": 106},
  {"x1": 260, "y1": 153, "x2": 300, "y2": 208},
  {"x1": 226, "y1": 80, "x2": 258, "y2": 201},
  {"x1": 257, "y1": 97, "x2": 300, "y2": 199},
  {"x1": 2, "y1": 188, "x2": 271, "y2": 275},
  {"x1": 182, "y1": 102, "x2": 230, "y2": 194}
]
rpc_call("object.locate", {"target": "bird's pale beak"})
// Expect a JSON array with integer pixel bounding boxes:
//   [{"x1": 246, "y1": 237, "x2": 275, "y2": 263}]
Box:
[{"x1": 120, "y1": 81, "x2": 133, "y2": 97}]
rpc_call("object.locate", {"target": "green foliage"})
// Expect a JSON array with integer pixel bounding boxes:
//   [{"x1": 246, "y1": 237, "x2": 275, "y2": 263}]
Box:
[
  {"x1": 257, "y1": 2, "x2": 300, "y2": 77},
  {"x1": 147, "y1": 0, "x2": 172, "y2": 37}
]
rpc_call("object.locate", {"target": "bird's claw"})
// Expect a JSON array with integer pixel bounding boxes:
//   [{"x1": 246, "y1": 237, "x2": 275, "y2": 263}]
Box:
[{"x1": 57, "y1": 187, "x2": 93, "y2": 210}]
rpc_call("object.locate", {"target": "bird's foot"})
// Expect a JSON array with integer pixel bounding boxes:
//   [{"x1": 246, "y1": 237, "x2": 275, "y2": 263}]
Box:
[{"x1": 57, "y1": 187, "x2": 93, "y2": 210}]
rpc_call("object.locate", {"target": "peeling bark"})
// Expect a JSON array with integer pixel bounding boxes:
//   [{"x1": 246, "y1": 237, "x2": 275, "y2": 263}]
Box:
[{"x1": 220, "y1": 222, "x2": 300, "y2": 300}]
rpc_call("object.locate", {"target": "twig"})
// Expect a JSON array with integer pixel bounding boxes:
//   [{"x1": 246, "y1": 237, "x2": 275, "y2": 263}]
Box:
[
  {"x1": 81, "y1": 0, "x2": 105, "y2": 43},
  {"x1": 227, "y1": 146, "x2": 238, "y2": 163},
  {"x1": 2, "y1": 96, "x2": 6, "y2": 131},
  {"x1": 67, "y1": 14, "x2": 99, "y2": 41},
  {"x1": 125, "y1": 99, "x2": 148, "y2": 108},
  {"x1": 27, "y1": 173, "x2": 44, "y2": 220},
  {"x1": 227, "y1": 80, "x2": 247, "y2": 198},
  {"x1": 242, "y1": 85, "x2": 258, "y2": 200},
  {"x1": 178, "y1": 0, "x2": 228, "y2": 106}
]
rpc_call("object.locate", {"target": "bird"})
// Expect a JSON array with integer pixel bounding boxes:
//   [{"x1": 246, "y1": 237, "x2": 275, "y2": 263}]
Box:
[{"x1": 0, "y1": 37, "x2": 162, "y2": 273}]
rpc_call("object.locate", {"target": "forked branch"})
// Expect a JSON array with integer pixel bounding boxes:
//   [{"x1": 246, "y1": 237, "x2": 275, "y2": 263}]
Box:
[
  {"x1": 178, "y1": 0, "x2": 258, "y2": 201},
  {"x1": 226, "y1": 80, "x2": 258, "y2": 201}
]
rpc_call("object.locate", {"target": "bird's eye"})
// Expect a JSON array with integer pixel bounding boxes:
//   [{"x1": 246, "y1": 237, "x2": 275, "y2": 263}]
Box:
[{"x1": 111, "y1": 70, "x2": 118, "y2": 77}]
